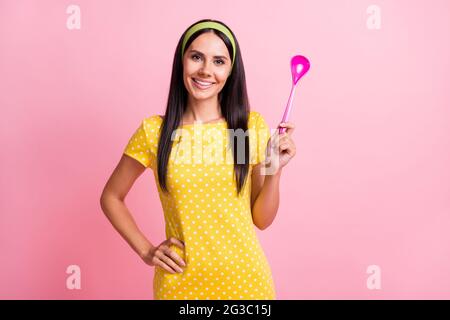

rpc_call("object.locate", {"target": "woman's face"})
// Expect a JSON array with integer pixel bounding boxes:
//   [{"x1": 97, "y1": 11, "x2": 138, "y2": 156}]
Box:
[{"x1": 182, "y1": 32, "x2": 232, "y2": 102}]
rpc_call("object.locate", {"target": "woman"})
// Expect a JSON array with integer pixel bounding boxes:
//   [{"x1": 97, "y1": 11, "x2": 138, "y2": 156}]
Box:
[{"x1": 100, "y1": 19, "x2": 296, "y2": 300}]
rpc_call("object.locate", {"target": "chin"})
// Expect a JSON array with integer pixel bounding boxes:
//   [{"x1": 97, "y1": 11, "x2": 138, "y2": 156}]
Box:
[
  {"x1": 192, "y1": 93, "x2": 216, "y2": 100},
  {"x1": 190, "y1": 87, "x2": 218, "y2": 98}
]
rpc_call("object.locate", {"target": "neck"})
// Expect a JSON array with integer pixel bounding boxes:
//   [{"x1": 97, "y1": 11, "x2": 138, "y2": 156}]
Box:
[{"x1": 184, "y1": 96, "x2": 223, "y2": 123}]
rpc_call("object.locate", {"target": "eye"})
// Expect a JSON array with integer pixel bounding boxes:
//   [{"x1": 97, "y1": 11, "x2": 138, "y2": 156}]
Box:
[{"x1": 191, "y1": 54, "x2": 225, "y2": 65}]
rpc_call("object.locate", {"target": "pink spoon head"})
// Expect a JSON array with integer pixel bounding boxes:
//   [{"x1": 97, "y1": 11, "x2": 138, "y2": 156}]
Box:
[{"x1": 291, "y1": 55, "x2": 310, "y2": 85}]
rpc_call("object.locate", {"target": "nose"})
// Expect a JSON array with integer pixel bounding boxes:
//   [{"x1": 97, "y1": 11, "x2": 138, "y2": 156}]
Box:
[{"x1": 198, "y1": 61, "x2": 213, "y2": 77}]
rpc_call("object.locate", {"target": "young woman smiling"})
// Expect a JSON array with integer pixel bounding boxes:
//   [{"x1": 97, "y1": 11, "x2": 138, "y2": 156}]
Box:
[{"x1": 100, "y1": 19, "x2": 296, "y2": 300}]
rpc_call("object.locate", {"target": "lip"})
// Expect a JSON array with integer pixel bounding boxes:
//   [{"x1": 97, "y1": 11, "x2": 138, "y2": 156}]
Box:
[{"x1": 192, "y1": 78, "x2": 215, "y2": 89}]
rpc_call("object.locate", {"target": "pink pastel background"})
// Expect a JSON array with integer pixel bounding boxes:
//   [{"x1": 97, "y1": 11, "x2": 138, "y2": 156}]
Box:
[{"x1": 1, "y1": 0, "x2": 449, "y2": 299}]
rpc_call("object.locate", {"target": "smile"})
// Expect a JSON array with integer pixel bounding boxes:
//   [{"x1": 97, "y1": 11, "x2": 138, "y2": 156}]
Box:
[{"x1": 192, "y1": 78, "x2": 215, "y2": 90}]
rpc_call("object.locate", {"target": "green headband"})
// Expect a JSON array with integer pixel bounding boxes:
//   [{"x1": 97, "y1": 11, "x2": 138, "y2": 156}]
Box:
[{"x1": 181, "y1": 21, "x2": 236, "y2": 71}]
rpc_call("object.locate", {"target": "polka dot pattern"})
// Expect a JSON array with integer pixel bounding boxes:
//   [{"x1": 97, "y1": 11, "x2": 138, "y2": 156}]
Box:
[{"x1": 123, "y1": 111, "x2": 275, "y2": 300}]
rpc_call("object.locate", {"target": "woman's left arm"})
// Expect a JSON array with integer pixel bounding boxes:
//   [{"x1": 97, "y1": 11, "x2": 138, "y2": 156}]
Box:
[{"x1": 251, "y1": 122, "x2": 296, "y2": 230}]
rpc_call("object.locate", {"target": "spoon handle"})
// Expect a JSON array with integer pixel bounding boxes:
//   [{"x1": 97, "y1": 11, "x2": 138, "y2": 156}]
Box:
[{"x1": 279, "y1": 84, "x2": 296, "y2": 134}]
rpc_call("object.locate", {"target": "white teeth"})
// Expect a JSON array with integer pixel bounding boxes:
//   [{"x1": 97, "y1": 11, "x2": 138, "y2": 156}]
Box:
[{"x1": 193, "y1": 78, "x2": 213, "y2": 86}]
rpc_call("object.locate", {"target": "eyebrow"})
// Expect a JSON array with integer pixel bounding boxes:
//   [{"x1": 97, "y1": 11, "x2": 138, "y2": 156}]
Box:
[{"x1": 188, "y1": 49, "x2": 229, "y2": 60}]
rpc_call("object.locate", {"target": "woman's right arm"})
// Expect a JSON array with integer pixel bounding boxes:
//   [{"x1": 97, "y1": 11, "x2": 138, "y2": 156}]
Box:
[
  {"x1": 99, "y1": 154, "x2": 154, "y2": 260},
  {"x1": 99, "y1": 154, "x2": 186, "y2": 274}
]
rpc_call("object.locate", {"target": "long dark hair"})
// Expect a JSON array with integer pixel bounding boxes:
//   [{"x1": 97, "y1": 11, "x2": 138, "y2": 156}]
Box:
[{"x1": 156, "y1": 19, "x2": 251, "y2": 197}]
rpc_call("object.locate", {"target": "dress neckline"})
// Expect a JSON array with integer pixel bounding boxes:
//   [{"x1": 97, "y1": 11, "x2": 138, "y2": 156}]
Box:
[
  {"x1": 181, "y1": 119, "x2": 227, "y2": 127},
  {"x1": 158, "y1": 115, "x2": 227, "y2": 127}
]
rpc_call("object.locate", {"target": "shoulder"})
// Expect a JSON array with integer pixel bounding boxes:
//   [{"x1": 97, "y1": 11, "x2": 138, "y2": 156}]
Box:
[
  {"x1": 141, "y1": 114, "x2": 164, "y2": 133},
  {"x1": 248, "y1": 110, "x2": 268, "y2": 129}
]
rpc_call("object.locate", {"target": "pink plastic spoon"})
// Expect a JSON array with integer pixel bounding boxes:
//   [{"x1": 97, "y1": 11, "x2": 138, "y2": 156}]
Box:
[{"x1": 279, "y1": 55, "x2": 310, "y2": 134}]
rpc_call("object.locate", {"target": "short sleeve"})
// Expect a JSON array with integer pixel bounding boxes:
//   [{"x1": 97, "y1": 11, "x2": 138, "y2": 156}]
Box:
[
  {"x1": 253, "y1": 112, "x2": 271, "y2": 166},
  {"x1": 123, "y1": 119, "x2": 156, "y2": 170}
]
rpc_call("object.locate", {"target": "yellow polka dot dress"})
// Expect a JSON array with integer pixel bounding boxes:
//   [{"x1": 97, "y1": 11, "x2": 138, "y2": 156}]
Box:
[{"x1": 123, "y1": 111, "x2": 276, "y2": 300}]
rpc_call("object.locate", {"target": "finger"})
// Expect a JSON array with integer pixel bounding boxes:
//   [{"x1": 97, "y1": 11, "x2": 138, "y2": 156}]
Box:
[
  {"x1": 154, "y1": 251, "x2": 178, "y2": 273},
  {"x1": 167, "y1": 237, "x2": 187, "y2": 266},
  {"x1": 159, "y1": 252, "x2": 184, "y2": 273},
  {"x1": 168, "y1": 237, "x2": 185, "y2": 249},
  {"x1": 280, "y1": 139, "x2": 296, "y2": 151},
  {"x1": 272, "y1": 133, "x2": 288, "y2": 148},
  {"x1": 270, "y1": 130, "x2": 285, "y2": 142},
  {"x1": 269, "y1": 130, "x2": 278, "y2": 142},
  {"x1": 156, "y1": 258, "x2": 178, "y2": 274},
  {"x1": 279, "y1": 143, "x2": 290, "y2": 151},
  {"x1": 289, "y1": 141, "x2": 296, "y2": 153},
  {"x1": 278, "y1": 122, "x2": 295, "y2": 129},
  {"x1": 278, "y1": 134, "x2": 291, "y2": 144},
  {"x1": 281, "y1": 142, "x2": 296, "y2": 156},
  {"x1": 287, "y1": 140, "x2": 296, "y2": 152},
  {"x1": 277, "y1": 122, "x2": 295, "y2": 136},
  {"x1": 165, "y1": 249, "x2": 186, "y2": 268},
  {"x1": 286, "y1": 145, "x2": 296, "y2": 157}
]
